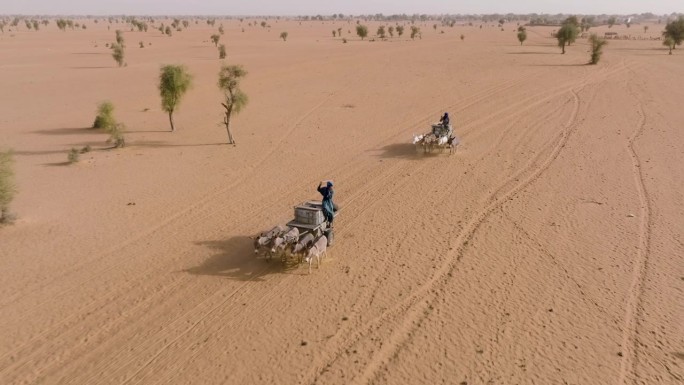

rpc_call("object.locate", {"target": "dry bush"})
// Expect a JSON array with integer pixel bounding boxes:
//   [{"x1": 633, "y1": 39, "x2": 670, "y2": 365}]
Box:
[{"x1": 0, "y1": 150, "x2": 16, "y2": 224}]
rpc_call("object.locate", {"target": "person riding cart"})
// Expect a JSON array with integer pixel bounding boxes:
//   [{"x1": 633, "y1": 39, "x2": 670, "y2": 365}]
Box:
[{"x1": 317, "y1": 181, "x2": 335, "y2": 227}]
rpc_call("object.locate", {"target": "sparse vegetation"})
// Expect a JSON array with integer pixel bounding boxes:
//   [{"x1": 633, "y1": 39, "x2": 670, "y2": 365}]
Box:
[
  {"x1": 663, "y1": 36, "x2": 675, "y2": 54},
  {"x1": 107, "y1": 123, "x2": 126, "y2": 148},
  {"x1": 356, "y1": 25, "x2": 368, "y2": 40},
  {"x1": 517, "y1": 26, "x2": 527, "y2": 45},
  {"x1": 377, "y1": 26, "x2": 386, "y2": 39},
  {"x1": 219, "y1": 44, "x2": 226, "y2": 59},
  {"x1": 662, "y1": 16, "x2": 684, "y2": 52},
  {"x1": 388, "y1": 26, "x2": 394, "y2": 37},
  {"x1": 115, "y1": 30, "x2": 124, "y2": 46},
  {"x1": 93, "y1": 101, "x2": 115, "y2": 129},
  {"x1": 111, "y1": 43, "x2": 125, "y2": 67},
  {"x1": 588, "y1": 33, "x2": 607, "y2": 64},
  {"x1": 68, "y1": 148, "x2": 80, "y2": 163},
  {"x1": 410, "y1": 26, "x2": 420, "y2": 40},
  {"x1": 218, "y1": 64, "x2": 248, "y2": 145},
  {"x1": 396, "y1": 25, "x2": 404, "y2": 37},
  {"x1": 164, "y1": 26, "x2": 172, "y2": 36},
  {"x1": 158, "y1": 65, "x2": 193, "y2": 132},
  {"x1": 219, "y1": 25, "x2": 224, "y2": 35},
  {"x1": 211, "y1": 34, "x2": 220, "y2": 47},
  {"x1": 280, "y1": 31, "x2": 288, "y2": 41},
  {"x1": 0, "y1": 150, "x2": 16, "y2": 224},
  {"x1": 556, "y1": 17, "x2": 580, "y2": 54}
]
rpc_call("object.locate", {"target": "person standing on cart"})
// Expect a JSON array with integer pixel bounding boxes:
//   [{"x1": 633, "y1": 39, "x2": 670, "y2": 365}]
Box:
[
  {"x1": 317, "y1": 180, "x2": 335, "y2": 227},
  {"x1": 440, "y1": 112, "x2": 450, "y2": 127}
]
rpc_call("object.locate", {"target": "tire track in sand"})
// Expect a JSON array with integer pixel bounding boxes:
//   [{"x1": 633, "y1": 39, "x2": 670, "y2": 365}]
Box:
[
  {"x1": 350, "y1": 85, "x2": 587, "y2": 385},
  {"x1": 616, "y1": 74, "x2": 653, "y2": 385}
]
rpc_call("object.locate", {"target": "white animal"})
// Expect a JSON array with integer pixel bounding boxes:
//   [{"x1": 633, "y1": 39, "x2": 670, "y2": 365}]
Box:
[
  {"x1": 271, "y1": 227, "x2": 300, "y2": 255},
  {"x1": 254, "y1": 224, "x2": 287, "y2": 256},
  {"x1": 305, "y1": 235, "x2": 328, "y2": 274}
]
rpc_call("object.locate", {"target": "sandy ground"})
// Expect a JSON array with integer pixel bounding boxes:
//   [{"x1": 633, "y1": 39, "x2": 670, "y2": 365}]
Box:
[{"x1": 0, "y1": 18, "x2": 682, "y2": 385}]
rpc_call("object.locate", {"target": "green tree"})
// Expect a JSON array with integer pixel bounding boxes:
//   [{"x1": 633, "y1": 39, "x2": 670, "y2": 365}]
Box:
[
  {"x1": 111, "y1": 43, "x2": 125, "y2": 67},
  {"x1": 662, "y1": 16, "x2": 684, "y2": 51},
  {"x1": 356, "y1": 24, "x2": 368, "y2": 40},
  {"x1": 211, "y1": 34, "x2": 220, "y2": 47},
  {"x1": 588, "y1": 33, "x2": 607, "y2": 64},
  {"x1": 280, "y1": 31, "x2": 288, "y2": 41},
  {"x1": 608, "y1": 16, "x2": 616, "y2": 28},
  {"x1": 517, "y1": 26, "x2": 527, "y2": 45},
  {"x1": 377, "y1": 25, "x2": 386, "y2": 39},
  {"x1": 556, "y1": 20, "x2": 579, "y2": 54},
  {"x1": 663, "y1": 36, "x2": 675, "y2": 54},
  {"x1": 0, "y1": 150, "x2": 16, "y2": 223},
  {"x1": 158, "y1": 65, "x2": 192, "y2": 132},
  {"x1": 219, "y1": 44, "x2": 226, "y2": 59},
  {"x1": 218, "y1": 64, "x2": 248, "y2": 145}
]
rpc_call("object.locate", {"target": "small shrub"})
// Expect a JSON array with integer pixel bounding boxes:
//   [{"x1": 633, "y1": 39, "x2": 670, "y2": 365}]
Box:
[
  {"x1": 93, "y1": 101, "x2": 115, "y2": 129},
  {"x1": 218, "y1": 25, "x2": 224, "y2": 35},
  {"x1": 396, "y1": 25, "x2": 404, "y2": 37},
  {"x1": 356, "y1": 25, "x2": 368, "y2": 40},
  {"x1": 410, "y1": 26, "x2": 420, "y2": 40},
  {"x1": 111, "y1": 43, "x2": 124, "y2": 67},
  {"x1": 165, "y1": 26, "x2": 172, "y2": 36},
  {"x1": 332, "y1": 30, "x2": 336, "y2": 37},
  {"x1": 377, "y1": 26, "x2": 385, "y2": 39},
  {"x1": 80, "y1": 145, "x2": 91, "y2": 153},
  {"x1": 342, "y1": 38, "x2": 347, "y2": 43},
  {"x1": 280, "y1": 31, "x2": 288, "y2": 41},
  {"x1": 68, "y1": 148, "x2": 80, "y2": 163},
  {"x1": 218, "y1": 44, "x2": 226, "y2": 59},
  {"x1": 115, "y1": 30, "x2": 124, "y2": 46},
  {"x1": 460, "y1": 34, "x2": 465, "y2": 41},
  {"x1": 0, "y1": 150, "x2": 17, "y2": 224},
  {"x1": 139, "y1": 41, "x2": 144, "y2": 48},
  {"x1": 211, "y1": 33, "x2": 220, "y2": 46},
  {"x1": 107, "y1": 123, "x2": 126, "y2": 148},
  {"x1": 588, "y1": 33, "x2": 607, "y2": 64}
]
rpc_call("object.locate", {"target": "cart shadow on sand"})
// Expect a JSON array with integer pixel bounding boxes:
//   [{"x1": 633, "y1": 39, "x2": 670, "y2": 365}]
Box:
[
  {"x1": 186, "y1": 236, "x2": 307, "y2": 281},
  {"x1": 376, "y1": 143, "x2": 446, "y2": 159}
]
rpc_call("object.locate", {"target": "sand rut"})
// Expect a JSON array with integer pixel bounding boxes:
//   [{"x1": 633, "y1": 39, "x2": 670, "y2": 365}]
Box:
[{"x1": 616, "y1": 78, "x2": 653, "y2": 385}]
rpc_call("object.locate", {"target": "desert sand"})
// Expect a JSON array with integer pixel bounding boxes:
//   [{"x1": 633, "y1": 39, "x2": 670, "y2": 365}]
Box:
[{"x1": 0, "y1": 17, "x2": 682, "y2": 384}]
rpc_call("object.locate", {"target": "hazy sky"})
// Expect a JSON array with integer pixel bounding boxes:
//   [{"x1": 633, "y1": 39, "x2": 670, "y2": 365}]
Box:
[{"x1": 3, "y1": 1, "x2": 681, "y2": 16}]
